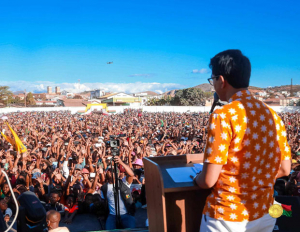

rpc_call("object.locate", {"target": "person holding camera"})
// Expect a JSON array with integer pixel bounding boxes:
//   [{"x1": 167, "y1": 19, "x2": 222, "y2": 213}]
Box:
[{"x1": 100, "y1": 156, "x2": 136, "y2": 230}]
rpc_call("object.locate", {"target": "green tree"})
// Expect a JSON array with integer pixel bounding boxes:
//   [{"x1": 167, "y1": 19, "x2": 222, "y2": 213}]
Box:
[
  {"x1": 0, "y1": 86, "x2": 13, "y2": 105},
  {"x1": 146, "y1": 98, "x2": 159, "y2": 106},
  {"x1": 171, "y1": 88, "x2": 205, "y2": 106},
  {"x1": 26, "y1": 92, "x2": 36, "y2": 105},
  {"x1": 73, "y1": 95, "x2": 83, "y2": 99}
]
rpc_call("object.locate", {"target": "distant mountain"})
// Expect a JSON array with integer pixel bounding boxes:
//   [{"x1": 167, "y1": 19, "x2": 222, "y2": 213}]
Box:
[
  {"x1": 13, "y1": 91, "x2": 25, "y2": 95},
  {"x1": 163, "y1": 89, "x2": 178, "y2": 97},
  {"x1": 135, "y1": 91, "x2": 158, "y2": 96},
  {"x1": 268, "y1": 85, "x2": 300, "y2": 93},
  {"x1": 193, "y1": 83, "x2": 214, "y2": 92}
]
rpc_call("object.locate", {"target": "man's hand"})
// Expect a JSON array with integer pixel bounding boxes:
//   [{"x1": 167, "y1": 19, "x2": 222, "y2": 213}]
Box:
[
  {"x1": 4, "y1": 215, "x2": 9, "y2": 222},
  {"x1": 113, "y1": 156, "x2": 123, "y2": 165}
]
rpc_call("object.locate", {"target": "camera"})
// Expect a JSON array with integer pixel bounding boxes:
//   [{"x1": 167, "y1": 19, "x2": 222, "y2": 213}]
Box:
[
  {"x1": 109, "y1": 134, "x2": 126, "y2": 148},
  {"x1": 110, "y1": 140, "x2": 120, "y2": 148}
]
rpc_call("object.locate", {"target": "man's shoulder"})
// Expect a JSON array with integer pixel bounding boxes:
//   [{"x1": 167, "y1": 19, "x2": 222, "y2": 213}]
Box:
[{"x1": 213, "y1": 102, "x2": 239, "y2": 115}]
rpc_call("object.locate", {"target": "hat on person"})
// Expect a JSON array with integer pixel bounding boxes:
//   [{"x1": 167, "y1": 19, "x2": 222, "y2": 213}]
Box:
[
  {"x1": 32, "y1": 168, "x2": 41, "y2": 174},
  {"x1": 292, "y1": 159, "x2": 297, "y2": 164},
  {"x1": 75, "y1": 164, "x2": 83, "y2": 170},
  {"x1": 132, "y1": 159, "x2": 143, "y2": 167},
  {"x1": 32, "y1": 172, "x2": 41, "y2": 180},
  {"x1": 82, "y1": 168, "x2": 89, "y2": 174},
  {"x1": 296, "y1": 152, "x2": 300, "y2": 156},
  {"x1": 131, "y1": 151, "x2": 136, "y2": 156}
]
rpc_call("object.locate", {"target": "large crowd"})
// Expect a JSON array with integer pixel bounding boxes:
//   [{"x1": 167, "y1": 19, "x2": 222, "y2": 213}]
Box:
[{"x1": 0, "y1": 109, "x2": 299, "y2": 230}]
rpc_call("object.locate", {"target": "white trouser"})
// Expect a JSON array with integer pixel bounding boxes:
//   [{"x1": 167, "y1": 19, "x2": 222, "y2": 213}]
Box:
[{"x1": 200, "y1": 213, "x2": 276, "y2": 232}]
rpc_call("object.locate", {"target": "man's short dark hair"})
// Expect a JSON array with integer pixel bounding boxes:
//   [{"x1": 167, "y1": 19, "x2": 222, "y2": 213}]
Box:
[{"x1": 209, "y1": 49, "x2": 251, "y2": 88}]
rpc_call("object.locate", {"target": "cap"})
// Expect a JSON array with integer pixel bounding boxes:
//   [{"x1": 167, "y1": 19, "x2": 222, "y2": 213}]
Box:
[
  {"x1": 75, "y1": 164, "x2": 83, "y2": 170},
  {"x1": 32, "y1": 168, "x2": 41, "y2": 174},
  {"x1": 296, "y1": 152, "x2": 300, "y2": 156},
  {"x1": 132, "y1": 159, "x2": 143, "y2": 167},
  {"x1": 82, "y1": 168, "x2": 89, "y2": 174},
  {"x1": 32, "y1": 172, "x2": 41, "y2": 180}
]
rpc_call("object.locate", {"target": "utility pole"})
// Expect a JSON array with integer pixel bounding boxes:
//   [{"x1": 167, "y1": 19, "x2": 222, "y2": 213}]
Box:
[
  {"x1": 24, "y1": 89, "x2": 26, "y2": 107},
  {"x1": 290, "y1": 78, "x2": 293, "y2": 97}
]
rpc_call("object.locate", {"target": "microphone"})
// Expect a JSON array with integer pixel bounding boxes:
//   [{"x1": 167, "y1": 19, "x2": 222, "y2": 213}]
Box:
[{"x1": 210, "y1": 92, "x2": 221, "y2": 114}]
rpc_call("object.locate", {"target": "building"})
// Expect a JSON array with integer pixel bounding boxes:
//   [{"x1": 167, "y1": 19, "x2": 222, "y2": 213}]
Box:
[
  {"x1": 35, "y1": 101, "x2": 57, "y2": 106},
  {"x1": 47, "y1": 86, "x2": 52, "y2": 94},
  {"x1": 263, "y1": 98, "x2": 280, "y2": 106},
  {"x1": 57, "y1": 99, "x2": 89, "y2": 107},
  {"x1": 90, "y1": 89, "x2": 105, "y2": 99},
  {"x1": 55, "y1": 86, "x2": 61, "y2": 94},
  {"x1": 100, "y1": 92, "x2": 141, "y2": 106},
  {"x1": 61, "y1": 90, "x2": 69, "y2": 95},
  {"x1": 280, "y1": 97, "x2": 300, "y2": 106},
  {"x1": 66, "y1": 93, "x2": 75, "y2": 99},
  {"x1": 257, "y1": 91, "x2": 267, "y2": 97},
  {"x1": 281, "y1": 91, "x2": 290, "y2": 97}
]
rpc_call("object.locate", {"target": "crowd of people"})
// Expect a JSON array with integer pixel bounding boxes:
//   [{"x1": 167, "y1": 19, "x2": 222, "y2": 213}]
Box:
[{"x1": 0, "y1": 109, "x2": 298, "y2": 230}]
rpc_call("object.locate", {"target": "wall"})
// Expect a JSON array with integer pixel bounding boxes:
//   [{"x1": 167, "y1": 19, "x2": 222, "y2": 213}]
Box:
[
  {"x1": 0, "y1": 105, "x2": 299, "y2": 115},
  {"x1": 0, "y1": 107, "x2": 86, "y2": 114}
]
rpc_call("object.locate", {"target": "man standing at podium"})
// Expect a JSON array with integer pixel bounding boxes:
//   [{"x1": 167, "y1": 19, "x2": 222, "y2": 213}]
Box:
[{"x1": 193, "y1": 50, "x2": 291, "y2": 232}]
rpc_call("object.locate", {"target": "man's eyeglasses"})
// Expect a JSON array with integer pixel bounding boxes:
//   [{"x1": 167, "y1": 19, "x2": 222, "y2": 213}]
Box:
[{"x1": 207, "y1": 75, "x2": 220, "y2": 86}]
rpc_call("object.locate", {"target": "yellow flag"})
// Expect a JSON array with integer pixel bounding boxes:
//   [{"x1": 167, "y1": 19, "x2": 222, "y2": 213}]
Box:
[
  {"x1": 5, "y1": 122, "x2": 27, "y2": 153},
  {"x1": 1, "y1": 132, "x2": 15, "y2": 147}
]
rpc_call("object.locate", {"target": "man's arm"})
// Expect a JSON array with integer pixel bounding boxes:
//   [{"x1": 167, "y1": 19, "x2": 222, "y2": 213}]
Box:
[
  {"x1": 113, "y1": 156, "x2": 134, "y2": 177},
  {"x1": 276, "y1": 160, "x2": 291, "y2": 179},
  {"x1": 194, "y1": 163, "x2": 223, "y2": 189}
]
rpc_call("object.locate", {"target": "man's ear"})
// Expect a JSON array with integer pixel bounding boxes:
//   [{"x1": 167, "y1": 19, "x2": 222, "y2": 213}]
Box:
[
  {"x1": 47, "y1": 220, "x2": 50, "y2": 227},
  {"x1": 219, "y1": 75, "x2": 226, "y2": 89}
]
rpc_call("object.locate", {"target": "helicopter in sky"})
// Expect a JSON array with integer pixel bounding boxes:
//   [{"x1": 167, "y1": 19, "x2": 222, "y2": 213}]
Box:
[{"x1": 107, "y1": 61, "x2": 113, "y2": 64}]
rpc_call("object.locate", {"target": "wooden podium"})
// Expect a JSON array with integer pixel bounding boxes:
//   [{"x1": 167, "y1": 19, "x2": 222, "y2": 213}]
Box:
[{"x1": 143, "y1": 154, "x2": 211, "y2": 232}]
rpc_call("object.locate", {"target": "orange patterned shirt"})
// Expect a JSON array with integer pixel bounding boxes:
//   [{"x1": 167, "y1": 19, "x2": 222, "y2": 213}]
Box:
[{"x1": 202, "y1": 90, "x2": 291, "y2": 222}]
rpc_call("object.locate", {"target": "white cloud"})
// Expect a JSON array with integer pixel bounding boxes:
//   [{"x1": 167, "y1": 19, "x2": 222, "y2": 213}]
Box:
[
  {"x1": 155, "y1": 90, "x2": 163, "y2": 94},
  {"x1": 192, "y1": 68, "x2": 210, "y2": 74},
  {"x1": 0, "y1": 81, "x2": 184, "y2": 94},
  {"x1": 128, "y1": 73, "x2": 154, "y2": 78}
]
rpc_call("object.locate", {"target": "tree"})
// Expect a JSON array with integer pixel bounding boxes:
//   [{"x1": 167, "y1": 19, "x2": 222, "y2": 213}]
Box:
[
  {"x1": 171, "y1": 88, "x2": 205, "y2": 106},
  {"x1": 0, "y1": 86, "x2": 13, "y2": 105},
  {"x1": 26, "y1": 92, "x2": 36, "y2": 105},
  {"x1": 145, "y1": 98, "x2": 159, "y2": 106},
  {"x1": 73, "y1": 95, "x2": 83, "y2": 99}
]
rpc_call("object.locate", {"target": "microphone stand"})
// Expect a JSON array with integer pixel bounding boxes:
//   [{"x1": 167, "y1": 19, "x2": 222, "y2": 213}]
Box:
[
  {"x1": 110, "y1": 150, "x2": 121, "y2": 229},
  {"x1": 1, "y1": 169, "x2": 19, "y2": 232}
]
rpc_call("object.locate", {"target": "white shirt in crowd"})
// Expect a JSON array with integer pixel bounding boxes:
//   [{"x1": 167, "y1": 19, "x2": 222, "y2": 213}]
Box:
[{"x1": 100, "y1": 183, "x2": 127, "y2": 216}]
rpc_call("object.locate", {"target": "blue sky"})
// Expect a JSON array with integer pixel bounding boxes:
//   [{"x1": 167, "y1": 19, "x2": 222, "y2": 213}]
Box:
[{"x1": 0, "y1": 0, "x2": 299, "y2": 93}]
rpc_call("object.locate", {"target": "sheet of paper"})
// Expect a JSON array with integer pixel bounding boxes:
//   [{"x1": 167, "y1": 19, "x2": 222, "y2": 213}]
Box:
[
  {"x1": 193, "y1": 163, "x2": 203, "y2": 173},
  {"x1": 166, "y1": 167, "x2": 197, "y2": 183}
]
